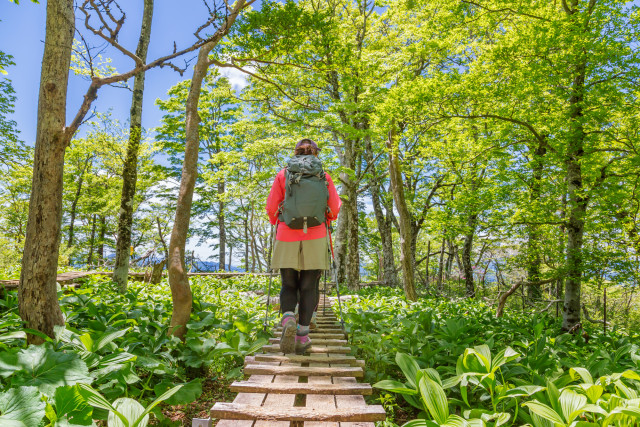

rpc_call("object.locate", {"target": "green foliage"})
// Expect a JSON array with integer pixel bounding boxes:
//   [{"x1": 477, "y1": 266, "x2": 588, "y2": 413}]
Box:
[
  {"x1": 343, "y1": 286, "x2": 640, "y2": 426},
  {"x1": 0, "y1": 275, "x2": 274, "y2": 425}
]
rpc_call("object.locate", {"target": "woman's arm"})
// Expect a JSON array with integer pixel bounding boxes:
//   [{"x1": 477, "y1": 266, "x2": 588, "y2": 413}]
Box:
[
  {"x1": 325, "y1": 173, "x2": 341, "y2": 221},
  {"x1": 266, "y1": 170, "x2": 285, "y2": 224}
]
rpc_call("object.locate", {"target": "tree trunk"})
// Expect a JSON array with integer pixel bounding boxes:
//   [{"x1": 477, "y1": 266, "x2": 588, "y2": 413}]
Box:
[
  {"x1": 425, "y1": 240, "x2": 431, "y2": 286},
  {"x1": 167, "y1": 3, "x2": 245, "y2": 338},
  {"x1": 562, "y1": 58, "x2": 588, "y2": 331},
  {"x1": 113, "y1": 0, "x2": 154, "y2": 292},
  {"x1": 386, "y1": 122, "x2": 417, "y2": 301},
  {"x1": 345, "y1": 182, "x2": 360, "y2": 289},
  {"x1": 364, "y1": 139, "x2": 398, "y2": 287},
  {"x1": 218, "y1": 181, "x2": 226, "y2": 271},
  {"x1": 168, "y1": 46, "x2": 210, "y2": 339},
  {"x1": 244, "y1": 215, "x2": 249, "y2": 272},
  {"x1": 527, "y1": 141, "x2": 546, "y2": 300},
  {"x1": 437, "y1": 234, "x2": 445, "y2": 292},
  {"x1": 87, "y1": 214, "x2": 96, "y2": 266},
  {"x1": 333, "y1": 200, "x2": 348, "y2": 286},
  {"x1": 67, "y1": 157, "x2": 91, "y2": 249},
  {"x1": 462, "y1": 214, "x2": 477, "y2": 298},
  {"x1": 18, "y1": 0, "x2": 74, "y2": 344},
  {"x1": 97, "y1": 215, "x2": 106, "y2": 265},
  {"x1": 228, "y1": 245, "x2": 232, "y2": 270}
]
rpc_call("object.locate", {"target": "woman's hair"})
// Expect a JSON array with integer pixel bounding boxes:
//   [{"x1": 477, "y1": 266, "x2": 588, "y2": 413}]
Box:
[{"x1": 294, "y1": 138, "x2": 320, "y2": 156}]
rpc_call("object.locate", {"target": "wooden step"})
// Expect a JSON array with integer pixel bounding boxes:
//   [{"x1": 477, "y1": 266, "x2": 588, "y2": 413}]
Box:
[
  {"x1": 274, "y1": 327, "x2": 345, "y2": 333},
  {"x1": 253, "y1": 354, "x2": 364, "y2": 367},
  {"x1": 211, "y1": 403, "x2": 386, "y2": 422},
  {"x1": 262, "y1": 344, "x2": 352, "y2": 354},
  {"x1": 245, "y1": 364, "x2": 363, "y2": 378},
  {"x1": 230, "y1": 381, "x2": 372, "y2": 395},
  {"x1": 273, "y1": 331, "x2": 347, "y2": 339},
  {"x1": 269, "y1": 338, "x2": 347, "y2": 345}
]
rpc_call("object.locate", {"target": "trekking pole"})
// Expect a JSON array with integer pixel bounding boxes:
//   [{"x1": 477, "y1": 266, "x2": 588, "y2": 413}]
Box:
[{"x1": 263, "y1": 223, "x2": 276, "y2": 333}]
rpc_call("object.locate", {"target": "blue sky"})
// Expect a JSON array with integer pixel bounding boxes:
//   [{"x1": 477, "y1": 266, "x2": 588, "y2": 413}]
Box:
[{"x1": 0, "y1": 0, "x2": 249, "y2": 145}]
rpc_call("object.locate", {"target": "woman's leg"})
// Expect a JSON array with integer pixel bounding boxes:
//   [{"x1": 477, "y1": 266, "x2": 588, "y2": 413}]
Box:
[
  {"x1": 298, "y1": 269, "x2": 321, "y2": 326},
  {"x1": 279, "y1": 268, "x2": 299, "y2": 353},
  {"x1": 280, "y1": 268, "x2": 299, "y2": 314}
]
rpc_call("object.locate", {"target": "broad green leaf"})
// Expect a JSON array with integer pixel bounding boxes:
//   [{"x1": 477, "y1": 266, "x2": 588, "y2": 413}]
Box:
[
  {"x1": 0, "y1": 386, "x2": 46, "y2": 427},
  {"x1": 569, "y1": 368, "x2": 593, "y2": 384},
  {"x1": 108, "y1": 398, "x2": 147, "y2": 427},
  {"x1": 402, "y1": 420, "x2": 437, "y2": 427},
  {"x1": 374, "y1": 379, "x2": 418, "y2": 395},
  {"x1": 501, "y1": 385, "x2": 546, "y2": 399},
  {"x1": 53, "y1": 385, "x2": 93, "y2": 426},
  {"x1": 6, "y1": 346, "x2": 92, "y2": 396},
  {"x1": 491, "y1": 347, "x2": 519, "y2": 371},
  {"x1": 396, "y1": 353, "x2": 421, "y2": 389},
  {"x1": 153, "y1": 379, "x2": 203, "y2": 405},
  {"x1": 523, "y1": 401, "x2": 565, "y2": 425},
  {"x1": 419, "y1": 376, "x2": 449, "y2": 425},
  {"x1": 560, "y1": 389, "x2": 586, "y2": 423},
  {"x1": 94, "y1": 329, "x2": 129, "y2": 352},
  {"x1": 133, "y1": 385, "x2": 183, "y2": 425}
]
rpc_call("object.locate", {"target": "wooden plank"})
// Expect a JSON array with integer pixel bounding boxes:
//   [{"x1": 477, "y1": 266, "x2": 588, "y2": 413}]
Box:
[
  {"x1": 305, "y1": 363, "x2": 338, "y2": 427},
  {"x1": 230, "y1": 381, "x2": 372, "y2": 395},
  {"x1": 253, "y1": 354, "x2": 363, "y2": 367},
  {"x1": 270, "y1": 332, "x2": 346, "y2": 339},
  {"x1": 216, "y1": 374, "x2": 273, "y2": 427},
  {"x1": 334, "y1": 377, "x2": 377, "y2": 427},
  {"x1": 262, "y1": 345, "x2": 351, "y2": 354},
  {"x1": 269, "y1": 338, "x2": 347, "y2": 346},
  {"x1": 210, "y1": 404, "x2": 387, "y2": 422},
  {"x1": 245, "y1": 364, "x2": 363, "y2": 378},
  {"x1": 254, "y1": 367, "x2": 299, "y2": 427}
]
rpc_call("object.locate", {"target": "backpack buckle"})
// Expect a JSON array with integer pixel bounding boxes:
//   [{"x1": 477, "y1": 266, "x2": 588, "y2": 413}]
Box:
[{"x1": 303, "y1": 217, "x2": 308, "y2": 234}]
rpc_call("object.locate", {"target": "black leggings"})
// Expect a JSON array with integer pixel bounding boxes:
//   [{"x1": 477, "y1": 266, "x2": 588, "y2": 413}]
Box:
[{"x1": 280, "y1": 268, "x2": 321, "y2": 326}]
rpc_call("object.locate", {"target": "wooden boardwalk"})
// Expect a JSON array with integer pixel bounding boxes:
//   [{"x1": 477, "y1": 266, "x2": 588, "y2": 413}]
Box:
[{"x1": 211, "y1": 295, "x2": 386, "y2": 426}]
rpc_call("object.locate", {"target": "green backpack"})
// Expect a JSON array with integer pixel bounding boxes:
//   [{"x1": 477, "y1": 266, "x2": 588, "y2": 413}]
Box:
[{"x1": 279, "y1": 155, "x2": 329, "y2": 233}]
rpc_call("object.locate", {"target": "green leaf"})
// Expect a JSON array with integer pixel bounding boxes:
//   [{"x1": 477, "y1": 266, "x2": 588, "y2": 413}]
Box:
[
  {"x1": 107, "y1": 398, "x2": 146, "y2": 427},
  {"x1": 0, "y1": 386, "x2": 46, "y2": 427},
  {"x1": 569, "y1": 368, "x2": 593, "y2": 384},
  {"x1": 523, "y1": 400, "x2": 565, "y2": 426},
  {"x1": 418, "y1": 375, "x2": 449, "y2": 425},
  {"x1": 402, "y1": 420, "x2": 437, "y2": 427},
  {"x1": 6, "y1": 346, "x2": 93, "y2": 396},
  {"x1": 559, "y1": 389, "x2": 586, "y2": 423},
  {"x1": 501, "y1": 385, "x2": 546, "y2": 399},
  {"x1": 153, "y1": 379, "x2": 203, "y2": 405},
  {"x1": 396, "y1": 353, "x2": 421, "y2": 389},
  {"x1": 133, "y1": 385, "x2": 183, "y2": 425},
  {"x1": 373, "y1": 379, "x2": 418, "y2": 395},
  {"x1": 53, "y1": 385, "x2": 93, "y2": 426}
]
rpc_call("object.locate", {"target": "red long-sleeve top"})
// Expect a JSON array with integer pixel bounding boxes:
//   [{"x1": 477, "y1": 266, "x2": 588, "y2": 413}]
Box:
[{"x1": 266, "y1": 169, "x2": 341, "y2": 242}]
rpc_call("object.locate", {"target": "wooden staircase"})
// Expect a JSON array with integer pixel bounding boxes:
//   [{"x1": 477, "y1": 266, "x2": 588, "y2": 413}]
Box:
[{"x1": 211, "y1": 295, "x2": 386, "y2": 426}]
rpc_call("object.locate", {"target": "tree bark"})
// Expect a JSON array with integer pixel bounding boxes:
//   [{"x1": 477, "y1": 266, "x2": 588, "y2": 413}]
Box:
[
  {"x1": 364, "y1": 140, "x2": 398, "y2": 288},
  {"x1": 97, "y1": 215, "x2": 106, "y2": 265},
  {"x1": 562, "y1": 59, "x2": 588, "y2": 331},
  {"x1": 333, "y1": 196, "x2": 349, "y2": 286},
  {"x1": 18, "y1": 0, "x2": 74, "y2": 344},
  {"x1": 218, "y1": 181, "x2": 226, "y2": 270},
  {"x1": 437, "y1": 234, "x2": 445, "y2": 292},
  {"x1": 167, "y1": 2, "x2": 246, "y2": 339},
  {"x1": 462, "y1": 214, "x2": 477, "y2": 298},
  {"x1": 87, "y1": 214, "x2": 97, "y2": 266},
  {"x1": 67, "y1": 155, "x2": 92, "y2": 249},
  {"x1": 386, "y1": 122, "x2": 417, "y2": 301},
  {"x1": 113, "y1": 0, "x2": 154, "y2": 292},
  {"x1": 527, "y1": 141, "x2": 546, "y2": 300}
]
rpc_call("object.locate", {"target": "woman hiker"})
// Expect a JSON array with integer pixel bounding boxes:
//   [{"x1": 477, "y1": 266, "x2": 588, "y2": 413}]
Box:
[{"x1": 266, "y1": 138, "x2": 341, "y2": 354}]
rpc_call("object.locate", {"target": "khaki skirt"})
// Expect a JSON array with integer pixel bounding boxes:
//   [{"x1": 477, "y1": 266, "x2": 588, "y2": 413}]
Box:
[{"x1": 271, "y1": 237, "x2": 330, "y2": 271}]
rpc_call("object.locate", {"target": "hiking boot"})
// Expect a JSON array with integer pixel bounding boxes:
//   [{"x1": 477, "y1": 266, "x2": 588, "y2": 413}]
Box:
[
  {"x1": 279, "y1": 314, "x2": 297, "y2": 354},
  {"x1": 295, "y1": 334, "x2": 312, "y2": 354},
  {"x1": 310, "y1": 312, "x2": 317, "y2": 330}
]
